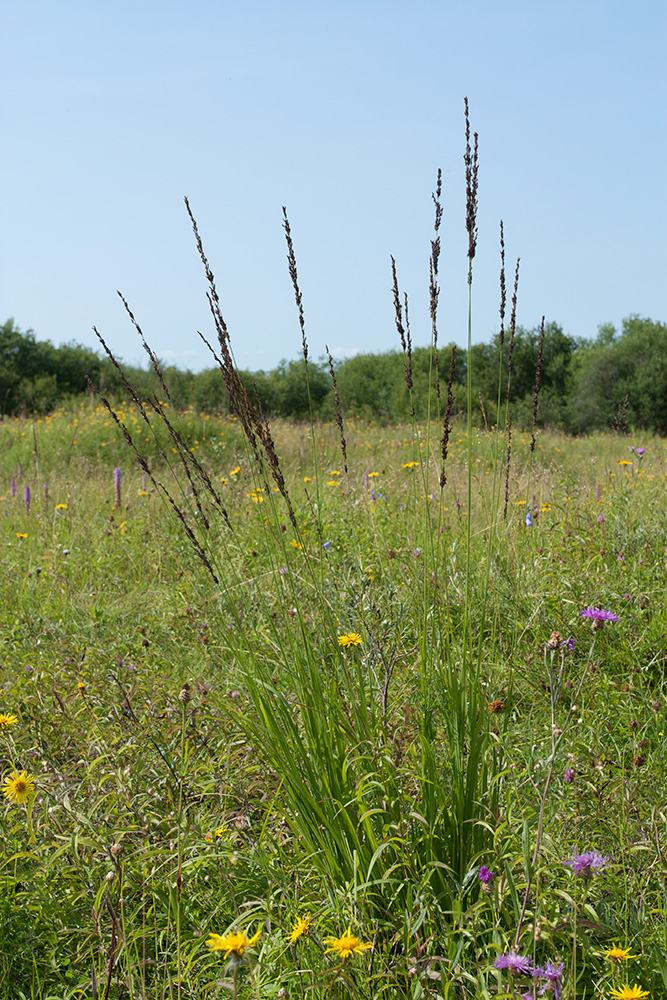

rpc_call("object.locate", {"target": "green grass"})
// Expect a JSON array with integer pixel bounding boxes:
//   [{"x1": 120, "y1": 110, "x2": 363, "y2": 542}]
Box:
[{"x1": 0, "y1": 400, "x2": 665, "y2": 999}]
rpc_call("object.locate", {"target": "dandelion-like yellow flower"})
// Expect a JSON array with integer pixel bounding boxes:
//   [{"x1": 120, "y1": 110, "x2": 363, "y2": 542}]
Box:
[
  {"x1": 77, "y1": 682, "x2": 86, "y2": 692},
  {"x1": 402, "y1": 461, "x2": 419, "y2": 469},
  {"x1": 56, "y1": 503, "x2": 68, "y2": 509},
  {"x1": 288, "y1": 916, "x2": 311, "y2": 944},
  {"x1": 338, "y1": 633, "x2": 362, "y2": 648},
  {"x1": 324, "y1": 927, "x2": 371, "y2": 959},
  {"x1": 303, "y1": 477, "x2": 312, "y2": 483},
  {"x1": 326, "y1": 480, "x2": 340, "y2": 486},
  {"x1": 2, "y1": 769, "x2": 35, "y2": 805},
  {"x1": 206, "y1": 927, "x2": 261, "y2": 959},
  {"x1": 16, "y1": 533, "x2": 27, "y2": 539},
  {"x1": 0, "y1": 714, "x2": 17, "y2": 729},
  {"x1": 609, "y1": 986, "x2": 650, "y2": 999},
  {"x1": 231, "y1": 466, "x2": 241, "y2": 476},
  {"x1": 604, "y1": 945, "x2": 637, "y2": 962}
]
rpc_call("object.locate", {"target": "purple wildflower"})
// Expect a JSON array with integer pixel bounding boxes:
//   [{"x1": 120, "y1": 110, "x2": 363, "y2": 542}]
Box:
[
  {"x1": 533, "y1": 960, "x2": 564, "y2": 1000},
  {"x1": 580, "y1": 607, "x2": 619, "y2": 631},
  {"x1": 323, "y1": 541, "x2": 331, "y2": 550},
  {"x1": 494, "y1": 953, "x2": 533, "y2": 976},
  {"x1": 563, "y1": 768, "x2": 575, "y2": 784},
  {"x1": 561, "y1": 638, "x2": 575, "y2": 652},
  {"x1": 479, "y1": 865, "x2": 495, "y2": 883},
  {"x1": 526, "y1": 510, "x2": 533, "y2": 527},
  {"x1": 635, "y1": 447, "x2": 645, "y2": 456},
  {"x1": 597, "y1": 514, "x2": 605, "y2": 524},
  {"x1": 114, "y1": 467, "x2": 122, "y2": 508},
  {"x1": 24, "y1": 484, "x2": 30, "y2": 514},
  {"x1": 10, "y1": 476, "x2": 16, "y2": 497},
  {"x1": 566, "y1": 850, "x2": 610, "y2": 879}
]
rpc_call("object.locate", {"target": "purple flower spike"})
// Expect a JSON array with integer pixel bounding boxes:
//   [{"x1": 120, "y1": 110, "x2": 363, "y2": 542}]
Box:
[
  {"x1": 494, "y1": 952, "x2": 533, "y2": 976},
  {"x1": 563, "y1": 768, "x2": 575, "y2": 784},
  {"x1": 10, "y1": 476, "x2": 16, "y2": 497},
  {"x1": 24, "y1": 484, "x2": 30, "y2": 513},
  {"x1": 479, "y1": 865, "x2": 495, "y2": 883},
  {"x1": 114, "y1": 467, "x2": 122, "y2": 509},
  {"x1": 566, "y1": 850, "x2": 610, "y2": 879},
  {"x1": 525, "y1": 511, "x2": 533, "y2": 527}
]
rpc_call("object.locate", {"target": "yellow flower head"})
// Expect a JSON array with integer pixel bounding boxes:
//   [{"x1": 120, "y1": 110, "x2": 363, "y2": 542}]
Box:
[
  {"x1": 604, "y1": 945, "x2": 637, "y2": 962},
  {"x1": 56, "y1": 503, "x2": 68, "y2": 509},
  {"x1": 288, "y1": 915, "x2": 311, "y2": 945},
  {"x1": 230, "y1": 466, "x2": 241, "y2": 476},
  {"x1": 324, "y1": 926, "x2": 372, "y2": 960},
  {"x1": 3, "y1": 769, "x2": 35, "y2": 805},
  {"x1": 77, "y1": 682, "x2": 86, "y2": 692},
  {"x1": 338, "y1": 632, "x2": 363, "y2": 648},
  {"x1": 402, "y1": 461, "x2": 419, "y2": 469},
  {"x1": 0, "y1": 714, "x2": 17, "y2": 729},
  {"x1": 609, "y1": 986, "x2": 650, "y2": 999},
  {"x1": 206, "y1": 926, "x2": 261, "y2": 960}
]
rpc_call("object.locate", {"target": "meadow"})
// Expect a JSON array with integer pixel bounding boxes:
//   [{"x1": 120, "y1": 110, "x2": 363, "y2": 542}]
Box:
[{"x1": 0, "y1": 396, "x2": 665, "y2": 1000}]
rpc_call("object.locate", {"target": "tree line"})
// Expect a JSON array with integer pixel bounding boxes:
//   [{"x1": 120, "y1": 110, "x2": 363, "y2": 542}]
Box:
[{"x1": 1, "y1": 315, "x2": 666, "y2": 433}]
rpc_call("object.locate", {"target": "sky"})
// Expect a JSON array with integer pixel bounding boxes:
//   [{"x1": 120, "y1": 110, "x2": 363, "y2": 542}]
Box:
[{"x1": 2, "y1": 0, "x2": 665, "y2": 373}]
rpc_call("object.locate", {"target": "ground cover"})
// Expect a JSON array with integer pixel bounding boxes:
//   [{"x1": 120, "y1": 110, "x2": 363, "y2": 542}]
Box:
[{"x1": 0, "y1": 399, "x2": 665, "y2": 999}]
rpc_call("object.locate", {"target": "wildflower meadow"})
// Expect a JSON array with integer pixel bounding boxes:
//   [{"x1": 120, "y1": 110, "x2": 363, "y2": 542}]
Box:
[{"x1": 1, "y1": 108, "x2": 666, "y2": 1000}]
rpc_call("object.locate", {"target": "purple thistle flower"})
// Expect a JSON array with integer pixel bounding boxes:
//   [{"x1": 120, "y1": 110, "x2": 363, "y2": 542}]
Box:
[
  {"x1": 24, "y1": 484, "x2": 30, "y2": 514},
  {"x1": 533, "y1": 960, "x2": 564, "y2": 1000},
  {"x1": 635, "y1": 447, "x2": 645, "y2": 456},
  {"x1": 114, "y1": 467, "x2": 122, "y2": 508},
  {"x1": 494, "y1": 953, "x2": 533, "y2": 976},
  {"x1": 566, "y1": 850, "x2": 610, "y2": 879},
  {"x1": 563, "y1": 768, "x2": 575, "y2": 784},
  {"x1": 479, "y1": 865, "x2": 495, "y2": 884},
  {"x1": 580, "y1": 607, "x2": 619, "y2": 629}
]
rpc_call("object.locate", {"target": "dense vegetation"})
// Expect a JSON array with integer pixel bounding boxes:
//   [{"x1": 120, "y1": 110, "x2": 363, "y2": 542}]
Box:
[
  {"x1": 0, "y1": 401, "x2": 665, "y2": 998},
  {"x1": 2, "y1": 314, "x2": 666, "y2": 432}
]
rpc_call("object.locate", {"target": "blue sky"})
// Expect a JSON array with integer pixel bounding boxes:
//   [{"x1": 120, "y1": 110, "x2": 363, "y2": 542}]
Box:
[{"x1": 2, "y1": 0, "x2": 665, "y2": 372}]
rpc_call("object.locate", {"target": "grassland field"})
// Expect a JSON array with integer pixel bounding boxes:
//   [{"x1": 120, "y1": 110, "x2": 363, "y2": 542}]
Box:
[{"x1": 0, "y1": 399, "x2": 665, "y2": 1000}]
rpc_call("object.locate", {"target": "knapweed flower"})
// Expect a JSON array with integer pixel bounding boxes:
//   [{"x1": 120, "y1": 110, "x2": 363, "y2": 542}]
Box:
[
  {"x1": 493, "y1": 952, "x2": 533, "y2": 976},
  {"x1": 580, "y1": 607, "x2": 619, "y2": 630},
  {"x1": 288, "y1": 915, "x2": 311, "y2": 944},
  {"x1": 563, "y1": 768, "x2": 575, "y2": 784},
  {"x1": 324, "y1": 927, "x2": 371, "y2": 959},
  {"x1": 566, "y1": 850, "x2": 611, "y2": 878},
  {"x1": 2, "y1": 769, "x2": 36, "y2": 805},
  {"x1": 479, "y1": 865, "x2": 495, "y2": 883},
  {"x1": 533, "y1": 959, "x2": 564, "y2": 999},
  {"x1": 604, "y1": 945, "x2": 637, "y2": 962},
  {"x1": 206, "y1": 926, "x2": 261, "y2": 961},
  {"x1": 608, "y1": 986, "x2": 650, "y2": 999},
  {"x1": 0, "y1": 713, "x2": 17, "y2": 729},
  {"x1": 338, "y1": 633, "x2": 362, "y2": 648}
]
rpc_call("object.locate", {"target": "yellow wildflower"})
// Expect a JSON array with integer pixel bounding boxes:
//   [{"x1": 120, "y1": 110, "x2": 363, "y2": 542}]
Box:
[
  {"x1": 0, "y1": 714, "x2": 17, "y2": 729},
  {"x1": 604, "y1": 945, "x2": 637, "y2": 962},
  {"x1": 206, "y1": 926, "x2": 261, "y2": 959},
  {"x1": 608, "y1": 986, "x2": 650, "y2": 999},
  {"x1": 324, "y1": 926, "x2": 371, "y2": 959},
  {"x1": 288, "y1": 916, "x2": 311, "y2": 944},
  {"x1": 338, "y1": 633, "x2": 362, "y2": 648},
  {"x1": 3, "y1": 769, "x2": 35, "y2": 805}
]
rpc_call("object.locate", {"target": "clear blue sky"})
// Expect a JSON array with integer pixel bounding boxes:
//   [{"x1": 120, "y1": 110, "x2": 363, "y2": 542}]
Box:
[{"x1": 2, "y1": 0, "x2": 665, "y2": 372}]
